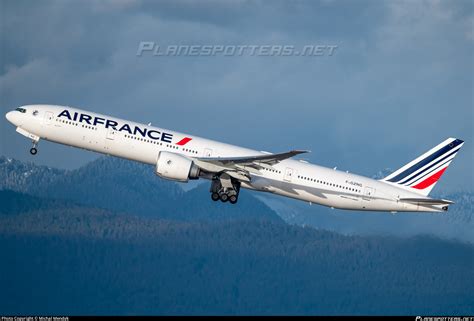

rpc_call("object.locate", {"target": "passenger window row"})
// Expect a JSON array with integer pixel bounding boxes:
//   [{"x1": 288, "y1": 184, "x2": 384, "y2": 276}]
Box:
[
  {"x1": 297, "y1": 175, "x2": 360, "y2": 193},
  {"x1": 56, "y1": 118, "x2": 98, "y2": 130},
  {"x1": 125, "y1": 134, "x2": 163, "y2": 146},
  {"x1": 123, "y1": 135, "x2": 198, "y2": 154},
  {"x1": 55, "y1": 120, "x2": 200, "y2": 154},
  {"x1": 182, "y1": 148, "x2": 198, "y2": 154},
  {"x1": 263, "y1": 168, "x2": 282, "y2": 174}
]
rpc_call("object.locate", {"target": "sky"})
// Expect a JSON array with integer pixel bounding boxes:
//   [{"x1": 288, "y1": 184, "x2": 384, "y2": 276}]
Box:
[{"x1": 1, "y1": 0, "x2": 473, "y2": 193}]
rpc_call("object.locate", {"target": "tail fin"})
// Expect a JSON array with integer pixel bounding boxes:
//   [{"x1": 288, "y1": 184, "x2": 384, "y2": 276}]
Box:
[{"x1": 382, "y1": 138, "x2": 464, "y2": 196}]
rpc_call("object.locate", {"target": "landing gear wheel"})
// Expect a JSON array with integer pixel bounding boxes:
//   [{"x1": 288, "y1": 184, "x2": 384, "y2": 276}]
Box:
[
  {"x1": 220, "y1": 193, "x2": 229, "y2": 202},
  {"x1": 229, "y1": 195, "x2": 238, "y2": 204},
  {"x1": 30, "y1": 147, "x2": 38, "y2": 155},
  {"x1": 210, "y1": 175, "x2": 241, "y2": 204}
]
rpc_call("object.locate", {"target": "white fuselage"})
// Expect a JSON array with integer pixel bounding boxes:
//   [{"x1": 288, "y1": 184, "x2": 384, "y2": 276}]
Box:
[{"x1": 6, "y1": 105, "x2": 446, "y2": 212}]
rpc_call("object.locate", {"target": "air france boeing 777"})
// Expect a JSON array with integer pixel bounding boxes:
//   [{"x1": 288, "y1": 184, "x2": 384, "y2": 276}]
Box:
[{"x1": 5, "y1": 105, "x2": 464, "y2": 212}]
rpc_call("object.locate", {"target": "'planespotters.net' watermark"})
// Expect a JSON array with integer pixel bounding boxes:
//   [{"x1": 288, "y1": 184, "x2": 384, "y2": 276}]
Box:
[{"x1": 136, "y1": 42, "x2": 338, "y2": 57}]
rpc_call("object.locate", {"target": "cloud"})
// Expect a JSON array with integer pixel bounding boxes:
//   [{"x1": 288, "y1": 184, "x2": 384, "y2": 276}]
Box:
[{"x1": 0, "y1": 0, "x2": 472, "y2": 191}]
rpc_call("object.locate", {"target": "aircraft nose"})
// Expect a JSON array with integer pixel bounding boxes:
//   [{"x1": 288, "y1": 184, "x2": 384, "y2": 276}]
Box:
[
  {"x1": 5, "y1": 111, "x2": 20, "y2": 126},
  {"x1": 5, "y1": 111, "x2": 13, "y2": 122}
]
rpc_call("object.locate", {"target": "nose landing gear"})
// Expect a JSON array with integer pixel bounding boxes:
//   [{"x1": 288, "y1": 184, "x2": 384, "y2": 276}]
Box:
[{"x1": 30, "y1": 141, "x2": 39, "y2": 155}]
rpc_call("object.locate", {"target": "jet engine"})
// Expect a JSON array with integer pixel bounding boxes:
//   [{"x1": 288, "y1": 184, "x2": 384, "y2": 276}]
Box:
[{"x1": 155, "y1": 151, "x2": 200, "y2": 182}]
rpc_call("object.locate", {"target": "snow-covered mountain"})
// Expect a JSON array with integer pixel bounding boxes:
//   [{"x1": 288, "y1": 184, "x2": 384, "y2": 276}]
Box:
[
  {"x1": 0, "y1": 156, "x2": 282, "y2": 223},
  {"x1": 1, "y1": 155, "x2": 471, "y2": 242},
  {"x1": 257, "y1": 184, "x2": 473, "y2": 243}
]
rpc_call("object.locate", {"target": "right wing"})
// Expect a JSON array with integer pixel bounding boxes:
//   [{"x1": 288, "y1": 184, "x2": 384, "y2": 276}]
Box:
[
  {"x1": 192, "y1": 150, "x2": 309, "y2": 182},
  {"x1": 197, "y1": 150, "x2": 308, "y2": 166}
]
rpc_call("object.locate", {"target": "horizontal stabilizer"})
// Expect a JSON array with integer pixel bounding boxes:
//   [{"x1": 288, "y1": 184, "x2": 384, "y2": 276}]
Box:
[{"x1": 399, "y1": 198, "x2": 453, "y2": 205}]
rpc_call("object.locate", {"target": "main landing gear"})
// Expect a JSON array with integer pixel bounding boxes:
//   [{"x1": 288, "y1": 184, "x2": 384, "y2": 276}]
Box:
[
  {"x1": 210, "y1": 174, "x2": 240, "y2": 204},
  {"x1": 30, "y1": 141, "x2": 39, "y2": 155}
]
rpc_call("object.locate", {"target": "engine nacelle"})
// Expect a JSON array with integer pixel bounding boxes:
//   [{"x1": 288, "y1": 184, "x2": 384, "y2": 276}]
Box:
[{"x1": 155, "y1": 151, "x2": 200, "y2": 182}]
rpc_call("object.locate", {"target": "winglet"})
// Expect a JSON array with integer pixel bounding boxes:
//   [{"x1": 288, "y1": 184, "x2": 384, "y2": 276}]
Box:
[{"x1": 290, "y1": 150, "x2": 311, "y2": 156}]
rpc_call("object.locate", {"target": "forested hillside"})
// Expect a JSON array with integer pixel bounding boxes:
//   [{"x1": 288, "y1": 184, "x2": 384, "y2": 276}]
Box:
[
  {"x1": 0, "y1": 190, "x2": 473, "y2": 315},
  {"x1": 262, "y1": 190, "x2": 474, "y2": 243},
  {"x1": 0, "y1": 156, "x2": 281, "y2": 222},
  {"x1": 2, "y1": 155, "x2": 472, "y2": 242},
  {"x1": 1, "y1": 156, "x2": 473, "y2": 315}
]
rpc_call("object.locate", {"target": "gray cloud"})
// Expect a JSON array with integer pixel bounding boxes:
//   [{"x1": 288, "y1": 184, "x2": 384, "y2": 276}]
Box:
[{"x1": 1, "y1": 0, "x2": 472, "y2": 192}]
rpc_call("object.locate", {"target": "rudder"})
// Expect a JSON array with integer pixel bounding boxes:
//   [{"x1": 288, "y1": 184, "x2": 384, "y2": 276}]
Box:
[{"x1": 382, "y1": 138, "x2": 464, "y2": 196}]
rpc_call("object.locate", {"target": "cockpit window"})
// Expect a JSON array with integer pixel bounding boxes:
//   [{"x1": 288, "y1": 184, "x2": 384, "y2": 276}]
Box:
[{"x1": 15, "y1": 107, "x2": 26, "y2": 113}]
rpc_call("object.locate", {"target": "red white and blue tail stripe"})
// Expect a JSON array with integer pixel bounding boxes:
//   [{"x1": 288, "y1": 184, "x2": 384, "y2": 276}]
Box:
[{"x1": 382, "y1": 138, "x2": 464, "y2": 196}]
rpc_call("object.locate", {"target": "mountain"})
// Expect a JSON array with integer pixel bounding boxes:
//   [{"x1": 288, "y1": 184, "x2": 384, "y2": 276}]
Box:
[
  {"x1": 0, "y1": 156, "x2": 65, "y2": 193},
  {"x1": 254, "y1": 167, "x2": 474, "y2": 243},
  {"x1": 2, "y1": 155, "x2": 472, "y2": 241},
  {"x1": 371, "y1": 168, "x2": 394, "y2": 180},
  {"x1": 257, "y1": 190, "x2": 474, "y2": 243},
  {"x1": 0, "y1": 204, "x2": 472, "y2": 315},
  {"x1": 0, "y1": 156, "x2": 282, "y2": 223},
  {"x1": 0, "y1": 189, "x2": 76, "y2": 215},
  {"x1": 1, "y1": 160, "x2": 473, "y2": 315}
]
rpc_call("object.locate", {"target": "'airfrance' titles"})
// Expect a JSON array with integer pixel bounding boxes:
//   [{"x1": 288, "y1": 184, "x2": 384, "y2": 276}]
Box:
[{"x1": 57, "y1": 109, "x2": 173, "y2": 143}]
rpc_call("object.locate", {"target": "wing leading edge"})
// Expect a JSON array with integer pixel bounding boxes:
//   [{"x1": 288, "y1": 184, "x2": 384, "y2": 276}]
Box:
[
  {"x1": 192, "y1": 150, "x2": 309, "y2": 182},
  {"x1": 197, "y1": 150, "x2": 309, "y2": 165}
]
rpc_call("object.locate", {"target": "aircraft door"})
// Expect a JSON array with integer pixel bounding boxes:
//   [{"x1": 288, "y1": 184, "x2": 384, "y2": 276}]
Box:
[
  {"x1": 43, "y1": 111, "x2": 54, "y2": 125},
  {"x1": 203, "y1": 148, "x2": 212, "y2": 157},
  {"x1": 104, "y1": 127, "x2": 118, "y2": 153},
  {"x1": 106, "y1": 127, "x2": 117, "y2": 140},
  {"x1": 363, "y1": 187, "x2": 375, "y2": 201},
  {"x1": 284, "y1": 167, "x2": 294, "y2": 182}
]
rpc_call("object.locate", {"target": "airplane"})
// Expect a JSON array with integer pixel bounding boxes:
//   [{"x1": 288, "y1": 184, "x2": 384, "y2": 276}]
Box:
[{"x1": 5, "y1": 105, "x2": 464, "y2": 213}]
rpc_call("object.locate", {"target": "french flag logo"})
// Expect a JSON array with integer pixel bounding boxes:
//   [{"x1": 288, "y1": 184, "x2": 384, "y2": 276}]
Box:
[{"x1": 176, "y1": 137, "x2": 192, "y2": 146}]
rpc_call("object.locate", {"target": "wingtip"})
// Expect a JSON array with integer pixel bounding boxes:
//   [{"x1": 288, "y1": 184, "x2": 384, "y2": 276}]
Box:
[
  {"x1": 442, "y1": 199, "x2": 455, "y2": 205},
  {"x1": 293, "y1": 150, "x2": 311, "y2": 154}
]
